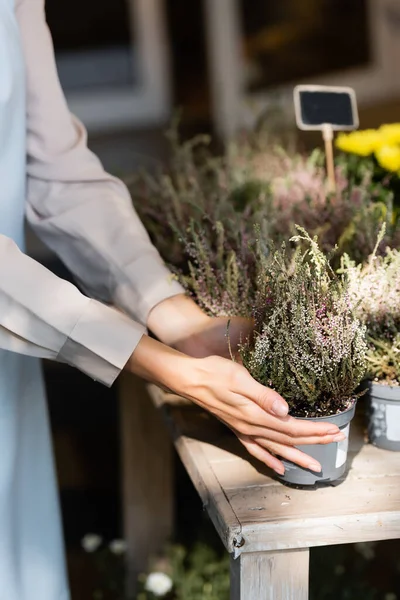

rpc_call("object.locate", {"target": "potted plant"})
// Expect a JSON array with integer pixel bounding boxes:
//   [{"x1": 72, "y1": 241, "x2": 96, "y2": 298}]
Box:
[
  {"x1": 342, "y1": 230, "x2": 400, "y2": 451},
  {"x1": 237, "y1": 227, "x2": 367, "y2": 485},
  {"x1": 127, "y1": 124, "x2": 399, "y2": 276}
]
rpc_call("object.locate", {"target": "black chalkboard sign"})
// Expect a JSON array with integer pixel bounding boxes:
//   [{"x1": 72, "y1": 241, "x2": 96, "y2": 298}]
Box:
[{"x1": 294, "y1": 85, "x2": 358, "y2": 131}]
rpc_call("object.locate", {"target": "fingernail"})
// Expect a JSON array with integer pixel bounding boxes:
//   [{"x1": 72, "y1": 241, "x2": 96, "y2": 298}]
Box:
[
  {"x1": 274, "y1": 467, "x2": 285, "y2": 476},
  {"x1": 308, "y1": 462, "x2": 322, "y2": 473},
  {"x1": 272, "y1": 400, "x2": 288, "y2": 417},
  {"x1": 327, "y1": 428, "x2": 340, "y2": 434},
  {"x1": 333, "y1": 433, "x2": 346, "y2": 442}
]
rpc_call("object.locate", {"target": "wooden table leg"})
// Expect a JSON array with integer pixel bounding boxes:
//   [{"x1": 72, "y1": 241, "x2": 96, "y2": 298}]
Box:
[
  {"x1": 119, "y1": 373, "x2": 174, "y2": 583},
  {"x1": 230, "y1": 549, "x2": 309, "y2": 600}
]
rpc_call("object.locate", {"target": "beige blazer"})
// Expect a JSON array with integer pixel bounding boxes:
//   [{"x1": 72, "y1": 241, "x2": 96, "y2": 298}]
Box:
[{"x1": 0, "y1": 0, "x2": 183, "y2": 386}]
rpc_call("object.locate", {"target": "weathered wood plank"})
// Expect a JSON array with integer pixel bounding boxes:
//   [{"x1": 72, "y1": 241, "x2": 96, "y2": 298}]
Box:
[
  {"x1": 226, "y1": 476, "x2": 400, "y2": 523},
  {"x1": 120, "y1": 375, "x2": 174, "y2": 579},
  {"x1": 239, "y1": 511, "x2": 400, "y2": 553},
  {"x1": 212, "y1": 444, "x2": 400, "y2": 490},
  {"x1": 230, "y1": 549, "x2": 309, "y2": 600}
]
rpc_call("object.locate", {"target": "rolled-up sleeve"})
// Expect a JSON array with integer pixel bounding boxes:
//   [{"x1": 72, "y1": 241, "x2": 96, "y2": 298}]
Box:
[
  {"x1": 0, "y1": 235, "x2": 145, "y2": 386},
  {"x1": 15, "y1": 0, "x2": 184, "y2": 327}
]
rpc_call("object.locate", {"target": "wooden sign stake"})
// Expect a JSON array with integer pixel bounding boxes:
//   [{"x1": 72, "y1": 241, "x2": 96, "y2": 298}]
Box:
[{"x1": 322, "y1": 124, "x2": 336, "y2": 193}]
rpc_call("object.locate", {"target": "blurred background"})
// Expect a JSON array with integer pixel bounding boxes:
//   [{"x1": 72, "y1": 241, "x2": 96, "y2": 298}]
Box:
[{"x1": 27, "y1": 1, "x2": 400, "y2": 597}]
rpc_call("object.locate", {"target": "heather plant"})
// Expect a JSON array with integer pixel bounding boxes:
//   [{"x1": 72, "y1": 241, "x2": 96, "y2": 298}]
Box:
[
  {"x1": 239, "y1": 228, "x2": 367, "y2": 417},
  {"x1": 264, "y1": 152, "x2": 398, "y2": 265},
  {"x1": 177, "y1": 218, "x2": 262, "y2": 317},
  {"x1": 342, "y1": 228, "x2": 400, "y2": 384},
  {"x1": 174, "y1": 172, "x2": 397, "y2": 323},
  {"x1": 127, "y1": 125, "x2": 400, "y2": 277},
  {"x1": 127, "y1": 125, "x2": 257, "y2": 268}
]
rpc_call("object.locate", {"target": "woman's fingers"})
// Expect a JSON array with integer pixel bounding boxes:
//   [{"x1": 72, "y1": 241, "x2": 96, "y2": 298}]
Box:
[
  {"x1": 237, "y1": 399, "x2": 341, "y2": 437},
  {"x1": 237, "y1": 434, "x2": 323, "y2": 475},
  {"x1": 237, "y1": 434, "x2": 285, "y2": 475},
  {"x1": 255, "y1": 438, "x2": 322, "y2": 472},
  {"x1": 232, "y1": 367, "x2": 340, "y2": 436},
  {"x1": 244, "y1": 427, "x2": 346, "y2": 447},
  {"x1": 232, "y1": 367, "x2": 289, "y2": 417},
  {"x1": 213, "y1": 396, "x2": 342, "y2": 443},
  {"x1": 237, "y1": 433, "x2": 323, "y2": 474}
]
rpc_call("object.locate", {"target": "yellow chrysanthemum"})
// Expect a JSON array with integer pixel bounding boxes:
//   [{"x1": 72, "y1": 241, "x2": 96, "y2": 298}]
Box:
[
  {"x1": 379, "y1": 123, "x2": 400, "y2": 145},
  {"x1": 375, "y1": 144, "x2": 400, "y2": 173},
  {"x1": 335, "y1": 129, "x2": 383, "y2": 156}
]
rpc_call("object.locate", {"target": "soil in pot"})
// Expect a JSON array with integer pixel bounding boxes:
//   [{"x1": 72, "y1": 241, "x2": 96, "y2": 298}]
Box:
[
  {"x1": 278, "y1": 403, "x2": 356, "y2": 486},
  {"x1": 367, "y1": 381, "x2": 400, "y2": 451}
]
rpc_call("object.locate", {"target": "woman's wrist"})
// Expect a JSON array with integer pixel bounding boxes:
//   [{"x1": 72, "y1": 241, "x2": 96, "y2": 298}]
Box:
[
  {"x1": 146, "y1": 294, "x2": 210, "y2": 348},
  {"x1": 126, "y1": 333, "x2": 199, "y2": 396}
]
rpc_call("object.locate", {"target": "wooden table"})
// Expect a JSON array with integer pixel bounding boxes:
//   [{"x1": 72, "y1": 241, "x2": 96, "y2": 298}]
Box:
[{"x1": 120, "y1": 375, "x2": 400, "y2": 599}]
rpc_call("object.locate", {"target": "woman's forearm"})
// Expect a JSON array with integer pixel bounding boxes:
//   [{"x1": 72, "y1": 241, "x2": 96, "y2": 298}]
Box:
[
  {"x1": 146, "y1": 294, "x2": 253, "y2": 359},
  {"x1": 126, "y1": 334, "x2": 198, "y2": 394},
  {"x1": 146, "y1": 294, "x2": 210, "y2": 347}
]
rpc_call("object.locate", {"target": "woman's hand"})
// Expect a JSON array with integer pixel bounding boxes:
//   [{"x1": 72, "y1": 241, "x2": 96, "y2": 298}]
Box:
[
  {"x1": 127, "y1": 336, "x2": 345, "y2": 475},
  {"x1": 179, "y1": 354, "x2": 345, "y2": 475},
  {"x1": 146, "y1": 293, "x2": 252, "y2": 359}
]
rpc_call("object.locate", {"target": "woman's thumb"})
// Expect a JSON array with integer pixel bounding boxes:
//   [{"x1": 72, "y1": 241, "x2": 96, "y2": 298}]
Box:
[{"x1": 248, "y1": 379, "x2": 289, "y2": 417}]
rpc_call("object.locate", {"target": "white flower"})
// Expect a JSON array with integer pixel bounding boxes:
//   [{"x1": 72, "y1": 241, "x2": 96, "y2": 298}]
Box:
[
  {"x1": 81, "y1": 534, "x2": 102, "y2": 553},
  {"x1": 109, "y1": 539, "x2": 127, "y2": 555},
  {"x1": 144, "y1": 572, "x2": 173, "y2": 597}
]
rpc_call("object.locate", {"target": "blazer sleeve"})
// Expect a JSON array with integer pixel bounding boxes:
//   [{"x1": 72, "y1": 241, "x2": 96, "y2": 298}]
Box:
[
  {"x1": 0, "y1": 234, "x2": 145, "y2": 386},
  {"x1": 15, "y1": 0, "x2": 184, "y2": 327}
]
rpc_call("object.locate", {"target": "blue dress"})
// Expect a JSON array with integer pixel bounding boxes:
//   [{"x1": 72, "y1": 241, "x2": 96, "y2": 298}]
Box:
[{"x1": 0, "y1": 0, "x2": 69, "y2": 597}]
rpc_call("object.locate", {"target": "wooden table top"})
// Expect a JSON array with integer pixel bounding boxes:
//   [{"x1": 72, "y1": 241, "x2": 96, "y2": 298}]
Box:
[{"x1": 148, "y1": 385, "x2": 400, "y2": 558}]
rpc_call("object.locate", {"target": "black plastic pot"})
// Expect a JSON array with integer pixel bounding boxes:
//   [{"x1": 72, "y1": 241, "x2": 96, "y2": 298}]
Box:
[
  {"x1": 278, "y1": 403, "x2": 356, "y2": 486},
  {"x1": 367, "y1": 381, "x2": 400, "y2": 451}
]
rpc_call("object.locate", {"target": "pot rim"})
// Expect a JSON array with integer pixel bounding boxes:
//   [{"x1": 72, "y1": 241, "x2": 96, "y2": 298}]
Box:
[
  {"x1": 367, "y1": 379, "x2": 400, "y2": 401},
  {"x1": 367, "y1": 379, "x2": 400, "y2": 389},
  {"x1": 291, "y1": 399, "x2": 357, "y2": 422}
]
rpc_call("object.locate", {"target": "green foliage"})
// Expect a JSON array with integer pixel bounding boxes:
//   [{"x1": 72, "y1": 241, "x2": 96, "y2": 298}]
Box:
[
  {"x1": 239, "y1": 228, "x2": 367, "y2": 415},
  {"x1": 137, "y1": 539, "x2": 399, "y2": 600},
  {"x1": 336, "y1": 149, "x2": 400, "y2": 216},
  {"x1": 81, "y1": 534, "x2": 399, "y2": 600},
  {"x1": 366, "y1": 334, "x2": 400, "y2": 383},
  {"x1": 137, "y1": 544, "x2": 230, "y2": 600}
]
